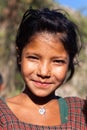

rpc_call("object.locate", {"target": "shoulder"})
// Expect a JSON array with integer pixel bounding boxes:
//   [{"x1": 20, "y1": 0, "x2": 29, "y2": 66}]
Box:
[
  {"x1": 64, "y1": 97, "x2": 87, "y2": 126},
  {"x1": 0, "y1": 98, "x2": 17, "y2": 127},
  {"x1": 0, "y1": 98, "x2": 6, "y2": 109},
  {"x1": 64, "y1": 96, "x2": 86, "y2": 112},
  {"x1": 59, "y1": 96, "x2": 86, "y2": 117},
  {"x1": 0, "y1": 98, "x2": 9, "y2": 127},
  {"x1": 0, "y1": 97, "x2": 10, "y2": 113},
  {"x1": 0, "y1": 97, "x2": 22, "y2": 129},
  {"x1": 64, "y1": 96, "x2": 86, "y2": 107}
]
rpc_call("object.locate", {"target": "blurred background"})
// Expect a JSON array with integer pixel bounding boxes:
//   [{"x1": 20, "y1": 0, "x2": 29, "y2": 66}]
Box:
[{"x1": 0, "y1": 0, "x2": 87, "y2": 99}]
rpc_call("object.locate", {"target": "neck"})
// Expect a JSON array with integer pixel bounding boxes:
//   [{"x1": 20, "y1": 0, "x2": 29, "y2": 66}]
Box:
[{"x1": 23, "y1": 86, "x2": 57, "y2": 105}]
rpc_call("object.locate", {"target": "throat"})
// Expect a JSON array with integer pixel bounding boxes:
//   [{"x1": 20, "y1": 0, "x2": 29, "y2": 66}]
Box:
[{"x1": 23, "y1": 86, "x2": 56, "y2": 105}]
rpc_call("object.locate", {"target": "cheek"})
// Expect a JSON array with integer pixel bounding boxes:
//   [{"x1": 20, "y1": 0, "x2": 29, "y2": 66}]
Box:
[
  {"x1": 21, "y1": 60, "x2": 37, "y2": 75},
  {"x1": 53, "y1": 66, "x2": 68, "y2": 80}
]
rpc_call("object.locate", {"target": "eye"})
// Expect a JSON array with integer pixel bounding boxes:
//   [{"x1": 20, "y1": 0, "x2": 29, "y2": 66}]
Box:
[
  {"x1": 53, "y1": 59, "x2": 66, "y2": 65},
  {"x1": 26, "y1": 55, "x2": 39, "y2": 60}
]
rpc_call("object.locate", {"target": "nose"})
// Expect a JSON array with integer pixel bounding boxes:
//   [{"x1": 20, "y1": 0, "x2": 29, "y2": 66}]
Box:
[{"x1": 37, "y1": 61, "x2": 51, "y2": 79}]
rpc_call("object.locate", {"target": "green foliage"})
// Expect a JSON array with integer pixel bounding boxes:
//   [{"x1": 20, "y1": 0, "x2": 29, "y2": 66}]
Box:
[{"x1": 29, "y1": 0, "x2": 54, "y2": 9}]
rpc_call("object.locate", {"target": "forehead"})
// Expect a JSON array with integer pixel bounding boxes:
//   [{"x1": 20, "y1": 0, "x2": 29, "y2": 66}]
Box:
[
  {"x1": 29, "y1": 32, "x2": 63, "y2": 44},
  {"x1": 23, "y1": 32, "x2": 68, "y2": 56}
]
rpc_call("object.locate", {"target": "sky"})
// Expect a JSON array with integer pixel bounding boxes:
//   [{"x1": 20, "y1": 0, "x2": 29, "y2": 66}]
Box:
[{"x1": 55, "y1": 0, "x2": 87, "y2": 15}]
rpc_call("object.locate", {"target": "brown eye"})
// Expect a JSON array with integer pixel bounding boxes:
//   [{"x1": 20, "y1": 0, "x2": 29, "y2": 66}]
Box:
[
  {"x1": 26, "y1": 55, "x2": 39, "y2": 61},
  {"x1": 28, "y1": 56, "x2": 38, "y2": 59},
  {"x1": 53, "y1": 59, "x2": 66, "y2": 66},
  {"x1": 54, "y1": 60, "x2": 65, "y2": 63}
]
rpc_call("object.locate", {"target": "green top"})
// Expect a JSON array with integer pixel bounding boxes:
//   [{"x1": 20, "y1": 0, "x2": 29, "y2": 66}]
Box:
[{"x1": 58, "y1": 97, "x2": 68, "y2": 123}]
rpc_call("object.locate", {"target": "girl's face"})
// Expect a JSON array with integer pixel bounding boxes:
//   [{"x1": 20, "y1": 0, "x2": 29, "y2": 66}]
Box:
[{"x1": 21, "y1": 32, "x2": 69, "y2": 97}]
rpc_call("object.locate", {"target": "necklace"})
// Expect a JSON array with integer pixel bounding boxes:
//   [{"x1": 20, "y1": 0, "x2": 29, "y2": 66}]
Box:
[
  {"x1": 39, "y1": 107, "x2": 46, "y2": 115},
  {"x1": 33, "y1": 99, "x2": 57, "y2": 115}
]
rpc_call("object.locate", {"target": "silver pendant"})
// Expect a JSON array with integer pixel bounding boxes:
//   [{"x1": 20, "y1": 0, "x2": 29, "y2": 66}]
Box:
[{"x1": 39, "y1": 108, "x2": 46, "y2": 115}]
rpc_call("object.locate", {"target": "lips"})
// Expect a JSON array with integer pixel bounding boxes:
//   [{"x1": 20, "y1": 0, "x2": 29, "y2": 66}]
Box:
[{"x1": 32, "y1": 80, "x2": 52, "y2": 88}]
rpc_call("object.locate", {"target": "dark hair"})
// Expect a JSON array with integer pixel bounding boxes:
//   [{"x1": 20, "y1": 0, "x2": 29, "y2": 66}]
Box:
[
  {"x1": 0, "y1": 74, "x2": 3, "y2": 85},
  {"x1": 16, "y1": 8, "x2": 82, "y2": 81}
]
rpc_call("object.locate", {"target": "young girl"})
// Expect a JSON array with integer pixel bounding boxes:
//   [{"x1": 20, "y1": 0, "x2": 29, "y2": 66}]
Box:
[{"x1": 0, "y1": 8, "x2": 87, "y2": 129}]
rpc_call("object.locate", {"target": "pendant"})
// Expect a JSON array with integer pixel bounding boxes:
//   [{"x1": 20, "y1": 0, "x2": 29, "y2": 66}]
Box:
[{"x1": 39, "y1": 108, "x2": 46, "y2": 115}]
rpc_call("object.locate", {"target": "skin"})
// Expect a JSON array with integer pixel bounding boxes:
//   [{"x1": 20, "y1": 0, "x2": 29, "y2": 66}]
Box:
[
  {"x1": 6, "y1": 32, "x2": 69, "y2": 126},
  {"x1": 21, "y1": 32, "x2": 69, "y2": 97}
]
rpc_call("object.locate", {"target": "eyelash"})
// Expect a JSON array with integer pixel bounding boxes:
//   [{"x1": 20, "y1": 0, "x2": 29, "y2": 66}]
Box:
[
  {"x1": 26, "y1": 55, "x2": 39, "y2": 60},
  {"x1": 53, "y1": 60, "x2": 66, "y2": 64}
]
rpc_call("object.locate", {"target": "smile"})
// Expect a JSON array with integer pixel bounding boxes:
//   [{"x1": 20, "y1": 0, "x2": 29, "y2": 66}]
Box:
[{"x1": 32, "y1": 80, "x2": 53, "y2": 88}]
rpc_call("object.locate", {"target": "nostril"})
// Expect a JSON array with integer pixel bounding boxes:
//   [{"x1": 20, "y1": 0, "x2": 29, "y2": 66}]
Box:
[{"x1": 37, "y1": 74, "x2": 50, "y2": 79}]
